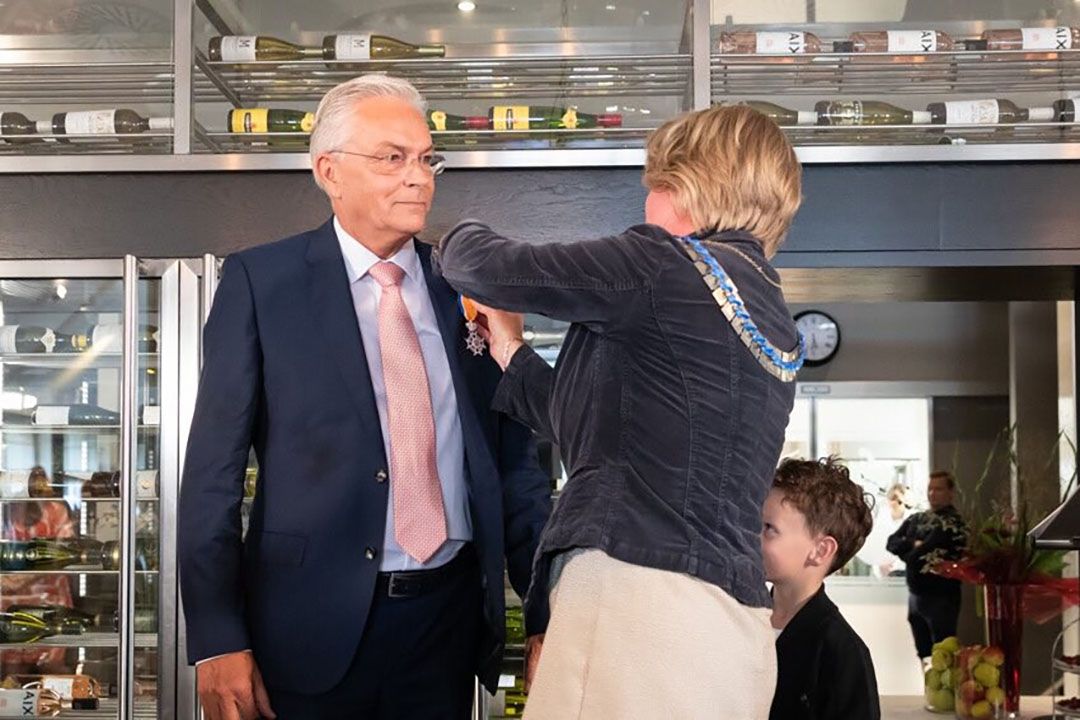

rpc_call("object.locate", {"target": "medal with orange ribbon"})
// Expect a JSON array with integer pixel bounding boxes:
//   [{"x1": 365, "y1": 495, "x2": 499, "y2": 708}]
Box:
[{"x1": 459, "y1": 295, "x2": 487, "y2": 356}]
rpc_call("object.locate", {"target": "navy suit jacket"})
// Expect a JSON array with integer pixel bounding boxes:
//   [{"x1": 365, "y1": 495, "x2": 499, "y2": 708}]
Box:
[{"x1": 177, "y1": 219, "x2": 552, "y2": 694}]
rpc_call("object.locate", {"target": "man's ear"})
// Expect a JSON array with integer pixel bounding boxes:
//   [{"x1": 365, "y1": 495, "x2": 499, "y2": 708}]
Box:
[{"x1": 314, "y1": 154, "x2": 342, "y2": 200}]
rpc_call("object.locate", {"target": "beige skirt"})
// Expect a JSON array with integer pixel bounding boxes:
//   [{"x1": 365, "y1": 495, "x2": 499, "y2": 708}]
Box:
[{"x1": 523, "y1": 549, "x2": 777, "y2": 720}]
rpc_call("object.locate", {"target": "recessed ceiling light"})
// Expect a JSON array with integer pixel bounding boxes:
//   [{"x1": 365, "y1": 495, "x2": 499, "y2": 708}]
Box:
[{"x1": 458, "y1": 0, "x2": 476, "y2": 11}]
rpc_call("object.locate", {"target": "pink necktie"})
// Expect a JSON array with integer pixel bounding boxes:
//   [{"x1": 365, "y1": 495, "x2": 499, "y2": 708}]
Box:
[{"x1": 369, "y1": 261, "x2": 448, "y2": 563}]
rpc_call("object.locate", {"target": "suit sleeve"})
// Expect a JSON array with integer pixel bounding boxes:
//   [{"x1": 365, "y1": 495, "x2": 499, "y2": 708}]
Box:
[
  {"x1": 178, "y1": 254, "x2": 262, "y2": 664},
  {"x1": 496, "y1": 406, "x2": 554, "y2": 636}
]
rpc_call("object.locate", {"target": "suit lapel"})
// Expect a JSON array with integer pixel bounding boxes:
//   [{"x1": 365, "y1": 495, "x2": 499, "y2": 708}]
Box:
[
  {"x1": 305, "y1": 220, "x2": 384, "y2": 445},
  {"x1": 417, "y1": 243, "x2": 497, "y2": 480}
]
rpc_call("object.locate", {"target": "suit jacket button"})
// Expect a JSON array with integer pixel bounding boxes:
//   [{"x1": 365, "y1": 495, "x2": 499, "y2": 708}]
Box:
[
  {"x1": 375, "y1": 469, "x2": 388, "y2": 483},
  {"x1": 365, "y1": 547, "x2": 377, "y2": 560}
]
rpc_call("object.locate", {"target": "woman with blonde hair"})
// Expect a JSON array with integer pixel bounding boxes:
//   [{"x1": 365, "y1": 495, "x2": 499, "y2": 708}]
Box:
[{"x1": 437, "y1": 105, "x2": 804, "y2": 719}]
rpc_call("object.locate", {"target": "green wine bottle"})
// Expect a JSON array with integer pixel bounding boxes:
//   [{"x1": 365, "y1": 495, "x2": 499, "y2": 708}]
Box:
[
  {"x1": 228, "y1": 108, "x2": 314, "y2": 134},
  {"x1": 0, "y1": 112, "x2": 38, "y2": 144},
  {"x1": 488, "y1": 106, "x2": 622, "y2": 131},
  {"x1": 322, "y1": 33, "x2": 445, "y2": 61},
  {"x1": 0, "y1": 325, "x2": 57, "y2": 353},
  {"x1": 209, "y1": 36, "x2": 321, "y2": 62},
  {"x1": 0, "y1": 540, "x2": 101, "y2": 571},
  {"x1": 427, "y1": 111, "x2": 490, "y2": 132},
  {"x1": 38, "y1": 110, "x2": 172, "y2": 136}
]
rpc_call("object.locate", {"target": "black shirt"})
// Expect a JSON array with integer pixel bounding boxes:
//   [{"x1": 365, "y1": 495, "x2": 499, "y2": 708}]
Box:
[
  {"x1": 886, "y1": 506, "x2": 967, "y2": 596},
  {"x1": 770, "y1": 586, "x2": 881, "y2": 720}
]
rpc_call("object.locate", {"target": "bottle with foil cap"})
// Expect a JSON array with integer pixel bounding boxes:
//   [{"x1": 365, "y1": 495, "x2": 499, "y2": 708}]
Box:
[
  {"x1": 228, "y1": 108, "x2": 314, "y2": 134},
  {"x1": 37, "y1": 110, "x2": 172, "y2": 137},
  {"x1": 427, "y1": 111, "x2": 490, "y2": 132},
  {"x1": 926, "y1": 99, "x2": 1056, "y2": 125},
  {"x1": 487, "y1": 106, "x2": 622, "y2": 131}
]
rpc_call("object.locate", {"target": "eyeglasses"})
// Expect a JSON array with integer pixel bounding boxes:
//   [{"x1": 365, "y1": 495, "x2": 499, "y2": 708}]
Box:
[{"x1": 330, "y1": 149, "x2": 446, "y2": 176}]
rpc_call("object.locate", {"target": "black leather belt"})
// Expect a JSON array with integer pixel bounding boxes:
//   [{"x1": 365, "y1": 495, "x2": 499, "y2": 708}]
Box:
[{"x1": 375, "y1": 546, "x2": 475, "y2": 599}]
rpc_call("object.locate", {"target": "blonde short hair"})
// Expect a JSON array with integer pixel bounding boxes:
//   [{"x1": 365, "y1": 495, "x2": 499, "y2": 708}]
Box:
[{"x1": 643, "y1": 105, "x2": 802, "y2": 258}]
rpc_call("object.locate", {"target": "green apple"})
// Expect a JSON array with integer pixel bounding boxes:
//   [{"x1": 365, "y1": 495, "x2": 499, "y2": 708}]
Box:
[
  {"x1": 930, "y1": 688, "x2": 955, "y2": 711},
  {"x1": 941, "y1": 668, "x2": 956, "y2": 690},
  {"x1": 925, "y1": 669, "x2": 942, "y2": 691},
  {"x1": 931, "y1": 648, "x2": 951, "y2": 671},
  {"x1": 970, "y1": 699, "x2": 993, "y2": 718},
  {"x1": 986, "y1": 687, "x2": 1006, "y2": 707},
  {"x1": 939, "y1": 636, "x2": 961, "y2": 654}
]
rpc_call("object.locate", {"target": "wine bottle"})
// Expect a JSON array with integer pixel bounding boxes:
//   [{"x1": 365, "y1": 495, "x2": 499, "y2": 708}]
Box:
[
  {"x1": 427, "y1": 111, "x2": 490, "y2": 132},
  {"x1": 716, "y1": 31, "x2": 822, "y2": 55},
  {"x1": 0, "y1": 112, "x2": 38, "y2": 144},
  {"x1": 2, "y1": 674, "x2": 101, "y2": 705},
  {"x1": 209, "y1": 35, "x2": 322, "y2": 62},
  {"x1": 228, "y1": 108, "x2": 314, "y2": 134},
  {"x1": 488, "y1": 106, "x2": 622, "y2": 131},
  {"x1": 815, "y1": 100, "x2": 931, "y2": 126},
  {"x1": 736, "y1": 101, "x2": 817, "y2": 126},
  {"x1": 102, "y1": 538, "x2": 159, "y2": 572},
  {"x1": 1054, "y1": 98, "x2": 1078, "y2": 122},
  {"x1": 0, "y1": 688, "x2": 62, "y2": 716},
  {"x1": 322, "y1": 33, "x2": 445, "y2": 61},
  {"x1": 926, "y1": 99, "x2": 1056, "y2": 125},
  {"x1": 75, "y1": 469, "x2": 158, "y2": 499},
  {"x1": 31, "y1": 404, "x2": 120, "y2": 426},
  {"x1": 833, "y1": 30, "x2": 955, "y2": 53},
  {"x1": 0, "y1": 326, "x2": 57, "y2": 354},
  {"x1": 0, "y1": 468, "x2": 58, "y2": 499},
  {"x1": 981, "y1": 26, "x2": 1080, "y2": 51},
  {"x1": 0, "y1": 540, "x2": 103, "y2": 571},
  {"x1": 0, "y1": 613, "x2": 60, "y2": 644},
  {"x1": 37, "y1": 110, "x2": 173, "y2": 137},
  {"x1": 67, "y1": 323, "x2": 158, "y2": 354},
  {"x1": 6, "y1": 606, "x2": 96, "y2": 633}
]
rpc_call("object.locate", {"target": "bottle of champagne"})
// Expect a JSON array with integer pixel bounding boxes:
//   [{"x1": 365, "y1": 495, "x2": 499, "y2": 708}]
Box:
[
  {"x1": 228, "y1": 108, "x2": 314, "y2": 134},
  {"x1": 981, "y1": 26, "x2": 1080, "y2": 51},
  {"x1": 37, "y1": 110, "x2": 173, "y2": 137},
  {"x1": 0, "y1": 613, "x2": 61, "y2": 643},
  {"x1": 0, "y1": 540, "x2": 103, "y2": 572},
  {"x1": 488, "y1": 106, "x2": 622, "y2": 131},
  {"x1": 833, "y1": 30, "x2": 955, "y2": 53},
  {"x1": 427, "y1": 111, "x2": 490, "y2": 132},
  {"x1": 74, "y1": 469, "x2": 158, "y2": 499},
  {"x1": 31, "y1": 404, "x2": 120, "y2": 426},
  {"x1": 0, "y1": 467, "x2": 58, "y2": 499},
  {"x1": 0, "y1": 326, "x2": 57, "y2": 354},
  {"x1": 735, "y1": 101, "x2": 817, "y2": 126},
  {"x1": 0, "y1": 687, "x2": 62, "y2": 716},
  {"x1": 926, "y1": 99, "x2": 1056, "y2": 125},
  {"x1": 0, "y1": 112, "x2": 38, "y2": 144},
  {"x1": 102, "y1": 538, "x2": 159, "y2": 572},
  {"x1": 209, "y1": 35, "x2": 322, "y2": 62},
  {"x1": 322, "y1": 34, "x2": 445, "y2": 61},
  {"x1": 6, "y1": 605, "x2": 97, "y2": 633},
  {"x1": 815, "y1": 100, "x2": 932, "y2": 126},
  {"x1": 716, "y1": 30, "x2": 822, "y2": 54},
  {"x1": 1054, "y1": 98, "x2": 1078, "y2": 122},
  {"x1": 67, "y1": 323, "x2": 159, "y2": 354}
]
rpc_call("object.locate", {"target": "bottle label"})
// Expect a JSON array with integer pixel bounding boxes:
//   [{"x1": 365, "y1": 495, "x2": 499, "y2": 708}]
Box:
[
  {"x1": 0, "y1": 471, "x2": 29, "y2": 498},
  {"x1": 0, "y1": 689, "x2": 39, "y2": 716},
  {"x1": 34, "y1": 406, "x2": 71, "y2": 426},
  {"x1": 136, "y1": 470, "x2": 158, "y2": 498},
  {"x1": 944, "y1": 100, "x2": 1000, "y2": 125},
  {"x1": 41, "y1": 678, "x2": 74, "y2": 700},
  {"x1": 231, "y1": 109, "x2": 270, "y2": 133},
  {"x1": 335, "y1": 34, "x2": 372, "y2": 60},
  {"x1": 91, "y1": 324, "x2": 121, "y2": 352},
  {"x1": 220, "y1": 36, "x2": 258, "y2": 62},
  {"x1": 755, "y1": 31, "x2": 806, "y2": 54},
  {"x1": 63, "y1": 110, "x2": 118, "y2": 135},
  {"x1": 1021, "y1": 26, "x2": 1072, "y2": 50},
  {"x1": 0, "y1": 326, "x2": 18, "y2": 353},
  {"x1": 887, "y1": 30, "x2": 938, "y2": 53},
  {"x1": 491, "y1": 106, "x2": 530, "y2": 131},
  {"x1": 560, "y1": 108, "x2": 579, "y2": 129},
  {"x1": 142, "y1": 406, "x2": 160, "y2": 426},
  {"x1": 429, "y1": 111, "x2": 447, "y2": 131},
  {"x1": 300, "y1": 113, "x2": 314, "y2": 133}
]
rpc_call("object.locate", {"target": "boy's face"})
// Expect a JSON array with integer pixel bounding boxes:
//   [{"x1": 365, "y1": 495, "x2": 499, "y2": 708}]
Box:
[{"x1": 761, "y1": 488, "x2": 834, "y2": 584}]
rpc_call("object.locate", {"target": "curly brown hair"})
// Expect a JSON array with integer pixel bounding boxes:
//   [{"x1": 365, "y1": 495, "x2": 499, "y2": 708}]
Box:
[{"x1": 773, "y1": 457, "x2": 875, "y2": 575}]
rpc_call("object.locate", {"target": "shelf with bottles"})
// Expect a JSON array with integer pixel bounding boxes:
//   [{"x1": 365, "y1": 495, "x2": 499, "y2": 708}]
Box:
[
  {"x1": 713, "y1": 97, "x2": 1080, "y2": 146},
  {"x1": 710, "y1": 26, "x2": 1080, "y2": 97},
  {"x1": 0, "y1": 107, "x2": 174, "y2": 155},
  {"x1": 0, "y1": 632, "x2": 157, "y2": 650}
]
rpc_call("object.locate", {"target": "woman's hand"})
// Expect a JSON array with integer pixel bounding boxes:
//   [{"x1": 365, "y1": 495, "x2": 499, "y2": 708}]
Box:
[{"x1": 472, "y1": 300, "x2": 525, "y2": 370}]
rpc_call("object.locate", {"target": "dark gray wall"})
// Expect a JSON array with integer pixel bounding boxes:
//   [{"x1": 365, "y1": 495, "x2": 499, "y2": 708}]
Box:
[{"x1": 3, "y1": 162, "x2": 1080, "y2": 265}]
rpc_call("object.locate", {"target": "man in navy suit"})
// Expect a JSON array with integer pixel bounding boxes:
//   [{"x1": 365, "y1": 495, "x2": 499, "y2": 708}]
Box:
[{"x1": 178, "y1": 75, "x2": 551, "y2": 720}]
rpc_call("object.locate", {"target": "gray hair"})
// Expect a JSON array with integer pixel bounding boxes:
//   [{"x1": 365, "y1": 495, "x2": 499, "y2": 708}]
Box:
[{"x1": 309, "y1": 74, "x2": 428, "y2": 190}]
